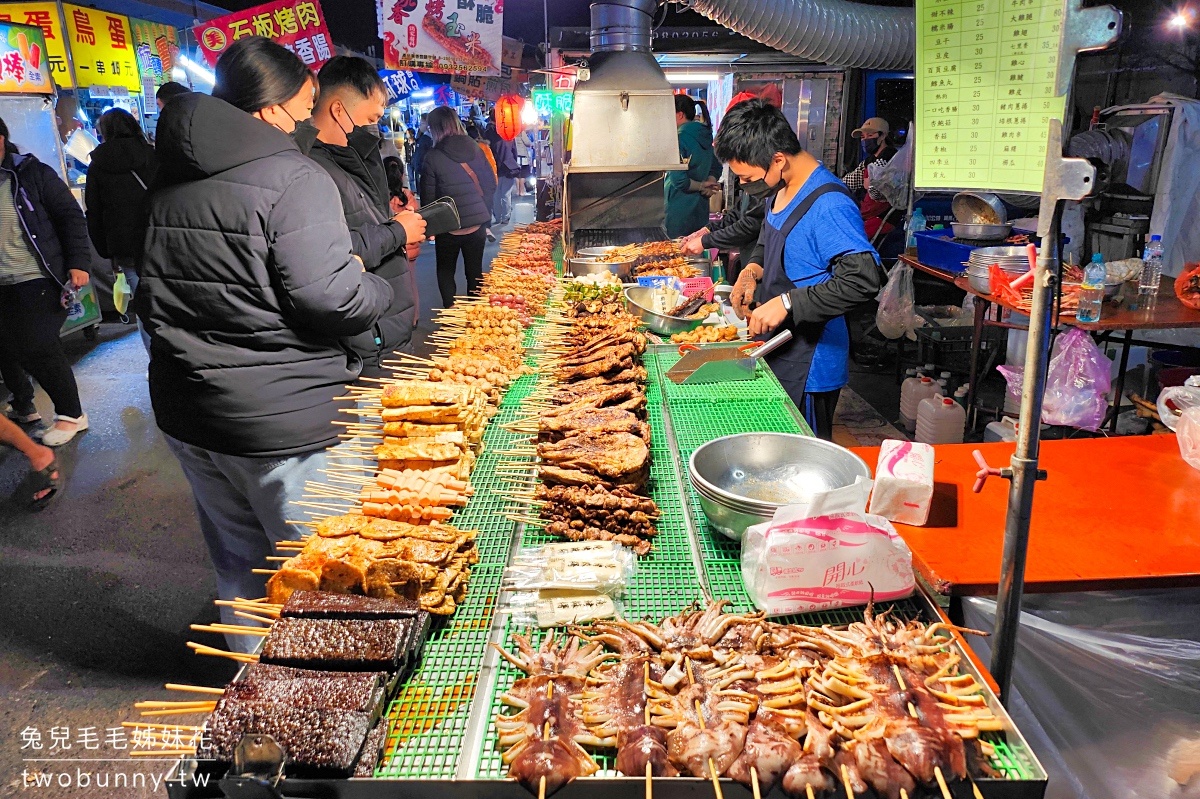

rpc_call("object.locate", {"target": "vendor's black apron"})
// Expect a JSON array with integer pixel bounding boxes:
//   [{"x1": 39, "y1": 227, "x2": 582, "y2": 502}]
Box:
[{"x1": 754, "y1": 182, "x2": 854, "y2": 408}]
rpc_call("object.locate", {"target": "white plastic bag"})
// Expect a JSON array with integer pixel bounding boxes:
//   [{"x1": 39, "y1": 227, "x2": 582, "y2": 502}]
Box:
[
  {"x1": 1178, "y1": 406, "x2": 1200, "y2": 471},
  {"x1": 876, "y1": 262, "x2": 920, "y2": 341},
  {"x1": 1158, "y1": 376, "x2": 1200, "y2": 432},
  {"x1": 741, "y1": 479, "x2": 915, "y2": 616},
  {"x1": 867, "y1": 125, "x2": 913, "y2": 209}
]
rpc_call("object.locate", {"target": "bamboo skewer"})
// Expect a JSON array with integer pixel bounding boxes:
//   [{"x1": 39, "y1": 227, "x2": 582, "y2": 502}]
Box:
[
  {"x1": 934, "y1": 766, "x2": 953, "y2": 799},
  {"x1": 187, "y1": 641, "x2": 257, "y2": 663},
  {"x1": 840, "y1": 763, "x2": 854, "y2": 799},
  {"x1": 165, "y1": 683, "x2": 226, "y2": 696},
  {"x1": 190, "y1": 623, "x2": 270, "y2": 637}
]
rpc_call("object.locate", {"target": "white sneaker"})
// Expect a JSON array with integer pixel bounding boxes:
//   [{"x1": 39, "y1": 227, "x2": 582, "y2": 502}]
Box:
[{"x1": 41, "y1": 413, "x2": 89, "y2": 447}]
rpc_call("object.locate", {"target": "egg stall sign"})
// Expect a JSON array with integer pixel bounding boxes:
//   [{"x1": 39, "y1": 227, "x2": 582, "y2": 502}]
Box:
[
  {"x1": 194, "y1": 0, "x2": 334, "y2": 69},
  {"x1": 0, "y1": 20, "x2": 52, "y2": 93},
  {"x1": 382, "y1": 0, "x2": 503, "y2": 76},
  {"x1": 63, "y1": 4, "x2": 140, "y2": 93},
  {"x1": 0, "y1": 3, "x2": 73, "y2": 87}
]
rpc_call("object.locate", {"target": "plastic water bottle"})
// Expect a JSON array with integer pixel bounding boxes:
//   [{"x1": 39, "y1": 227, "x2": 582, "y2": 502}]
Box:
[
  {"x1": 906, "y1": 208, "x2": 927, "y2": 248},
  {"x1": 1139, "y1": 234, "x2": 1163, "y2": 303},
  {"x1": 899, "y1": 375, "x2": 938, "y2": 433},
  {"x1": 916, "y1": 395, "x2": 967, "y2": 445},
  {"x1": 1076, "y1": 253, "x2": 1105, "y2": 323}
]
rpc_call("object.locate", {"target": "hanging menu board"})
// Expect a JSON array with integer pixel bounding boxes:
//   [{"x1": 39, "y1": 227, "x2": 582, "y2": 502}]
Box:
[{"x1": 915, "y1": 0, "x2": 1066, "y2": 193}]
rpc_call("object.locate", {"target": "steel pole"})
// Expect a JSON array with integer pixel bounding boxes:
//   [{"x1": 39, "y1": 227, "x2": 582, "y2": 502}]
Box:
[{"x1": 989, "y1": 208, "x2": 1061, "y2": 701}]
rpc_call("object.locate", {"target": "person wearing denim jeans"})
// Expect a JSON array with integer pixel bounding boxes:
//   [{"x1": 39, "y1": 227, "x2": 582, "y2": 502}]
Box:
[{"x1": 165, "y1": 435, "x2": 327, "y2": 652}]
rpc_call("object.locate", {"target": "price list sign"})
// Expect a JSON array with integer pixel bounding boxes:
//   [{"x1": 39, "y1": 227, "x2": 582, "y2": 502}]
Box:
[{"x1": 916, "y1": 0, "x2": 1066, "y2": 193}]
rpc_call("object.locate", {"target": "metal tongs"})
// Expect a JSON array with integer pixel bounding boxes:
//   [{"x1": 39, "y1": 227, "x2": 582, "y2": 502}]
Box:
[{"x1": 665, "y1": 329, "x2": 793, "y2": 384}]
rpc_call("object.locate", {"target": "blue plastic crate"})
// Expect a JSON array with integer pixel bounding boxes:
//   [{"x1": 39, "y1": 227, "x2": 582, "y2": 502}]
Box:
[{"x1": 914, "y1": 230, "x2": 974, "y2": 274}]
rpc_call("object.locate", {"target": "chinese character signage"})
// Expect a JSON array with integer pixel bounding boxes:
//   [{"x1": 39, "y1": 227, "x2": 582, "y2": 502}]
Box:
[
  {"x1": 0, "y1": 21, "x2": 51, "y2": 93},
  {"x1": 382, "y1": 0, "x2": 502, "y2": 76},
  {"x1": 915, "y1": 0, "x2": 1066, "y2": 193},
  {"x1": 195, "y1": 0, "x2": 334, "y2": 69},
  {"x1": 129, "y1": 18, "x2": 177, "y2": 90},
  {"x1": 449, "y1": 63, "x2": 525, "y2": 102},
  {"x1": 531, "y1": 88, "x2": 572, "y2": 116},
  {"x1": 379, "y1": 68, "x2": 420, "y2": 103},
  {"x1": 63, "y1": 4, "x2": 139, "y2": 93},
  {"x1": 0, "y1": 3, "x2": 72, "y2": 87}
]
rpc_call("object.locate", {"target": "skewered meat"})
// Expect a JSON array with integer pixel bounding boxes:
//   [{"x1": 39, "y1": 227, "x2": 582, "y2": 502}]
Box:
[
  {"x1": 537, "y1": 432, "x2": 649, "y2": 479},
  {"x1": 533, "y1": 485, "x2": 659, "y2": 515},
  {"x1": 543, "y1": 521, "x2": 652, "y2": 556},
  {"x1": 556, "y1": 355, "x2": 634, "y2": 381},
  {"x1": 539, "y1": 408, "x2": 650, "y2": 445},
  {"x1": 542, "y1": 384, "x2": 640, "y2": 417}
]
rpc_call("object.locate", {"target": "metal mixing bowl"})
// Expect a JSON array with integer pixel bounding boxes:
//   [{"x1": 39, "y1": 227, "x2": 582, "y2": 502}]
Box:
[
  {"x1": 623, "y1": 286, "x2": 706, "y2": 336},
  {"x1": 688, "y1": 433, "x2": 871, "y2": 539},
  {"x1": 576, "y1": 246, "x2": 620, "y2": 258},
  {"x1": 952, "y1": 222, "x2": 1012, "y2": 241},
  {"x1": 952, "y1": 192, "x2": 1008, "y2": 225},
  {"x1": 691, "y1": 480, "x2": 774, "y2": 540},
  {"x1": 568, "y1": 256, "x2": 634, "y2": 281}
]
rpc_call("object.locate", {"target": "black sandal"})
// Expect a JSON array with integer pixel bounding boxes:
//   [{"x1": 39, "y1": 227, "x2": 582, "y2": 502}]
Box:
[{"x1": 29, "y1": 458, "x2": 59, "y2": 511}]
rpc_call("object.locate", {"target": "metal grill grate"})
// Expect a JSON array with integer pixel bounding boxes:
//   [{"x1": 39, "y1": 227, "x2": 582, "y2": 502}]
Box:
[{"x1": 572, "y1": 227, "x2": 668, "y2": 251}]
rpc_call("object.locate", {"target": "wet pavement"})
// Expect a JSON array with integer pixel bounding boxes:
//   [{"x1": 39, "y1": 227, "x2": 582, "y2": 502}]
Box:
[{"x1": 0, "y1": 203, "x2": 532, "y2": 798}]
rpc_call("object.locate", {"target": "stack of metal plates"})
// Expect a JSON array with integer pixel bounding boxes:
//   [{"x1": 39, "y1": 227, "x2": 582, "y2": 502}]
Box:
[{"x1": 966, "y1": 246, "x2": 1035, "y2": 273}]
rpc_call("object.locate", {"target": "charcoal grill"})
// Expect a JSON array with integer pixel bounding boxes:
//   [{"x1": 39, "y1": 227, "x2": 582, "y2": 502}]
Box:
[{"x1": 572, "y1": 226, "x2": 668, "y2": 251}]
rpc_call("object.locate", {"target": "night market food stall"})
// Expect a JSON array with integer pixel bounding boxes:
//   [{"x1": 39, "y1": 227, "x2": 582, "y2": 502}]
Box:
[{"x1": 115, "y1": 0, "x2": 1200, "y2": 797}]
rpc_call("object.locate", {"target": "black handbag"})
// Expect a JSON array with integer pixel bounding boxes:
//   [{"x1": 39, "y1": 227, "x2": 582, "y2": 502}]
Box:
[{"x1": 417, "y1": 197, "x2": 461, "y2": 238}]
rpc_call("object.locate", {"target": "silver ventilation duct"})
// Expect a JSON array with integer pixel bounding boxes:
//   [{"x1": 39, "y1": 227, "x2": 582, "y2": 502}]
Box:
[
  {"x1": 686, "y1": 0, "x2": 914, "y2": 70},
  {"x1": 563, "y1": 0, "x2": 684, "y2": 249}
]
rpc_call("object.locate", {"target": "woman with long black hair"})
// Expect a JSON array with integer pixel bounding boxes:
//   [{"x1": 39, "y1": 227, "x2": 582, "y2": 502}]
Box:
[
  {"x1": 138, "y1": 36, "x2": 393, "y2": 649},
  {"x1": 0, "y1": 115, "x2": 91, "y2": 447}
]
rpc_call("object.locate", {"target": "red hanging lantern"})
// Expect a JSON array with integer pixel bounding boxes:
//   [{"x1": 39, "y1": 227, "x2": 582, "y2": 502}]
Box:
[{"x1": 495, "y1": 94, "x2": 523, "y2": 142}]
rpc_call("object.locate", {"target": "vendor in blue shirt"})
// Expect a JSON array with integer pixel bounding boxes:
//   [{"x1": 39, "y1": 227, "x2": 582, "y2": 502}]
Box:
[{"x1": 714, "y1": 99, "x2": 883, "y2": 439}]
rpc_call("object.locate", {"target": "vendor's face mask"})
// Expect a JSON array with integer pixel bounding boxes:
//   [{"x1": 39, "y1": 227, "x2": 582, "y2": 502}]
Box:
[{"x1": 741, "y1": 157, "x2": 784, "y2": 199}]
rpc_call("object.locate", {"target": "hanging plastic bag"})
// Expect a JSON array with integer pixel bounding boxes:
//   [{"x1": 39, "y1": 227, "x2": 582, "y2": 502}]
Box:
[
  {"x1": 1178, "y1": 406, "x2": 1200, "y2": 471},
  {"x1": 112, "y1": 269, "x2": 132, "y2": 317},
  {"x1": 866, "y1": 124, "x2": 913, "y2": 209},
  {"x1": 875, "y1": 262, "x2": 919, "y2": 340},
  {"x1": 996, "y1": 328, "x2": 1113, "y2": 430}
]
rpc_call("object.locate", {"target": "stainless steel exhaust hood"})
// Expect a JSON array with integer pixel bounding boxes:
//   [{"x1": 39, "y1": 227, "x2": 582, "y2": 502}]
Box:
[{"x1": 564, "y1": 0, "x2": 684, "y2": 249}]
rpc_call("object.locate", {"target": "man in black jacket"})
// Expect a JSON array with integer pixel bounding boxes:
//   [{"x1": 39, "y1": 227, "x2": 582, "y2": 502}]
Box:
[{"x1": 298, "y1": 56, "x2": 426, "y2": 373}]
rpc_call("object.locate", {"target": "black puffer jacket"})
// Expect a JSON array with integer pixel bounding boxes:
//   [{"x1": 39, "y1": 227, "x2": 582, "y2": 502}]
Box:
[
  {"x1": 84, "y1": 137, "x2": 158, "y2": 262},
  {"x1": 138, "y1": 93, "x2": 393, "y2": 458},
  {"x1": 304, "y1": 132, "x2": 416, "y2": 372},
  {"x1": 419, "y1": 134, "x2": 496, "y2": 229},
  {"x1": 1, "y1": 151, "x2": 91, "y2": 285}
]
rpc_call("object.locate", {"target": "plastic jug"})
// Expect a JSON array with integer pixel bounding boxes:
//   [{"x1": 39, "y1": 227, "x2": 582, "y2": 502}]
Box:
[
  {"x1": 984, "y1": 417, "x2": 1019, "y2": 443},
  {"x1": 900, "y1": 376, "x2": 939, "y2": 433},
  {"x1": 916, "y1": 394, "x2": 967, "y2": 445}
]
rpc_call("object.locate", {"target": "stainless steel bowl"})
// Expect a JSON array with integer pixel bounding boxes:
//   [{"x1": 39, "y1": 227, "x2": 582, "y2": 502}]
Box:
[
  {"x1": 691, "y1": 481, "x2": 773, "y2": 540},
  {"x1": 568, "y1": 256, "x2": 634, "y2": 281},
  {"x1": 952, "y1": 222, "x2": 1012, "y2": 241},
  {"x1": 688, "y1": 432, "x2": 871, "y2": 518},
  {"x1": 952, "y1": 191, "x2": 1008, "y2": 225},
  {"x1": 623, "y1": 286, "x2": 706, "y2": 336},
  {"x1": 969, "y1": 245, "x2": 1035, "y2": 264},
  {"x1": 576, "y1": 246, "x2": 620, "y2": 258},
  {"x1": 967, "y1": 269, "x2": 992, "y2": 294}
]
